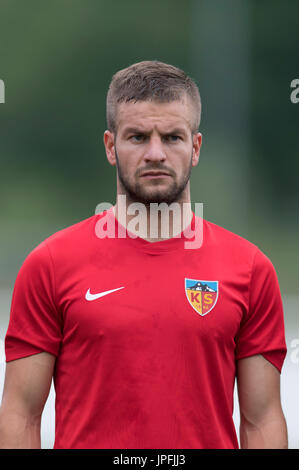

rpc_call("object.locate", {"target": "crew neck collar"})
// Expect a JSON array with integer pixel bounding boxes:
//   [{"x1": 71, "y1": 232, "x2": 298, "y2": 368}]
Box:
[{"x1": 97, "y1": 207, "x2": 202, "y2": 254}]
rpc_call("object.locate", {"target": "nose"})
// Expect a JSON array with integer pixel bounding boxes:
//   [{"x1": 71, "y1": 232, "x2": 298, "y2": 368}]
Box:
[{"x1": 143, "y1": 136, "x2": 166, "y2": 163}]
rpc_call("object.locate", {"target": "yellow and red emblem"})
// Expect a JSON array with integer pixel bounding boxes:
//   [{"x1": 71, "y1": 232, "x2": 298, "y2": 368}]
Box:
[{"x1": 185, "y1": 279, "x2": 218, "y2": 316}]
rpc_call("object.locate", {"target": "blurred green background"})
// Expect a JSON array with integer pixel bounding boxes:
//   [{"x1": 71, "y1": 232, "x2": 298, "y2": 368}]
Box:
[
  {"x1": 0, "y1": 0, "x2": 298, "y2": 449},
  {"x1": 1, "y1": 0, "x2": 298, "y2": 295}
]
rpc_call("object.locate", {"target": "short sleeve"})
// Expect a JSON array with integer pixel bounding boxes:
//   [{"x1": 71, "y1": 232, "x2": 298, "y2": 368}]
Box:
[
  {"x1": 5, "y1": 240, "x2": 62, "y2": 362},
  {"x1": 235, "y1": 249, "x2": 287, "y2": 373}
]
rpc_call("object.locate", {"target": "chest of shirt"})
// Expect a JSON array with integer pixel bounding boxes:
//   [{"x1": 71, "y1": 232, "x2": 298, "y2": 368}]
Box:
[{"x1": 55, "y1": 250, "x2": 250, "y2": 351}]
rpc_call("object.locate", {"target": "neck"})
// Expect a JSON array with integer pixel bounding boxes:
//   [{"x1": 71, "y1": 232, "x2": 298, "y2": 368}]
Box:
[{"x1": 113, "y1": 193, "x2": 193, "y2": 242}]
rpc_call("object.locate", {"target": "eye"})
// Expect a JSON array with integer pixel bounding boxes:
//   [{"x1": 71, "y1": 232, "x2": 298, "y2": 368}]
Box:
[
  {"x1": 130, "y1": 134, "x2": 146, "y2": 142},
  {"x1": 164, "y1": 135, "x2": 181, "y2": 142}
]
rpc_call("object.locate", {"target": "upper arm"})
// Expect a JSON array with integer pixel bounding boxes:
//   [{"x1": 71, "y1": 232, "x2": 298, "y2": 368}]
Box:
[
  {"x1": 1, "y1": 352, "x2": 55, "y2": 418},
  {"x1": 236, "y1": 354, "x2": 283, "y2": 425}
]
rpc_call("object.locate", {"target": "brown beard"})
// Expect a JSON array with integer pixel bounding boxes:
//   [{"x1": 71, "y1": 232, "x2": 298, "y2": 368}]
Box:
[{"x1": 115, "y1": 147, "x2": 193, "y2": 206}]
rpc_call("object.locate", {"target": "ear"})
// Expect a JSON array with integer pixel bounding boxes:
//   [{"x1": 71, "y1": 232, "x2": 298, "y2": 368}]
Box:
[
  {"x1": 103, "y1": 130, "x2": 117, "y2": 166},
  {"x1": 191, "y1": 132, "x2": 202, "y2": 167}
]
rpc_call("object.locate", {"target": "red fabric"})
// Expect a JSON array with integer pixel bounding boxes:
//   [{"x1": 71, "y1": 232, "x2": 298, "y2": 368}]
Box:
[{"x1": 5, "y1": 209, "x2": 287, "y2": 449}]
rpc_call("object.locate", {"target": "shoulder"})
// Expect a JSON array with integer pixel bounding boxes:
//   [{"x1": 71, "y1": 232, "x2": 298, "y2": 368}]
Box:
[
  {"x1": 203, "y1": 218, "x2": 257, "y2": 252},
  {"x1": 45, "y1": 213, "x2": 99, "y2": 246},
  {"x1": 202, "y1": 218, "x2": 274, "y2": 270},
  {"x1": 21, "y1": 213, "x2": 100, "y2": 269}
]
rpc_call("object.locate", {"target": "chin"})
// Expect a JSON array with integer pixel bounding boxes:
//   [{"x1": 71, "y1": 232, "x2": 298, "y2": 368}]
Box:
[{"x1": 135, "y1": 191, "x2": 181, "y2": 205}]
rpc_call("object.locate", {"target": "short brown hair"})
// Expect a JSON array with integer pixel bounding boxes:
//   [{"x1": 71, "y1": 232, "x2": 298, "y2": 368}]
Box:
[{"x1": 106, "y1": 60, "x2": 201, "y2": 134}]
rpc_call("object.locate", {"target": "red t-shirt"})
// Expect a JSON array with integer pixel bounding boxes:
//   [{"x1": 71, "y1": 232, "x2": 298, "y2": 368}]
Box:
[{"x1": 5, "y1": 209, "x2": 287, "y2": 449}]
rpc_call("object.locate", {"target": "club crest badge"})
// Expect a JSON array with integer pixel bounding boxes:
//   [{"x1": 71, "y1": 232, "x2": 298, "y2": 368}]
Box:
[{"x1": 185, "y1": 279, "x2": 218, "y2": 316}]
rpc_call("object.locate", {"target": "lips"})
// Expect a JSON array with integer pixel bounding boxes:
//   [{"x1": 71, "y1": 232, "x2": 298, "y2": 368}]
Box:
[{"x1": 140, "y1": 171, "x2": 171, "y2": 177}]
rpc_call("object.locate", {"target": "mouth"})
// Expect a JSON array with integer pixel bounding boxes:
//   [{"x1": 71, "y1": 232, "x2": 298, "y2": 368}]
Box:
[{"x1": 139, "y1": 171, "x2": 171, "y2": 179}]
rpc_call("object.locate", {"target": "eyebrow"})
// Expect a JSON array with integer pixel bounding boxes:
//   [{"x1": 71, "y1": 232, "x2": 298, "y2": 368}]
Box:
[{"x1": 122, "y1": 127, "x2": 188, "y2": 136}]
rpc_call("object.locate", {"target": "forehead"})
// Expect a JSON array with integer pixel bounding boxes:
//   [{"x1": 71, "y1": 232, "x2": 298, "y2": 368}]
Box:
[{"x1": 116, "y1": 98, "x2": 194, "y2": 134}]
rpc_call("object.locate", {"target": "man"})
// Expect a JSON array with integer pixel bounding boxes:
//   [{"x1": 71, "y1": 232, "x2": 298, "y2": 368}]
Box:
[{"x1": 0, "y1": 61, "x2": 287, "y2": 449}]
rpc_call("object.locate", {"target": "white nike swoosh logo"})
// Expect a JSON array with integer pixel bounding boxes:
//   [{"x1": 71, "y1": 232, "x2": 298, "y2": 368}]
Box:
[{"x1": 85, "y1": 287, "x2": 124, "y2": 301}]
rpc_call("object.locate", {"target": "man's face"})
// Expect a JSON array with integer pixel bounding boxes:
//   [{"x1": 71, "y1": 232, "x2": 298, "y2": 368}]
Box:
[{"x1": 104, "y1": 98, "x2": 202, "y2": 205}]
